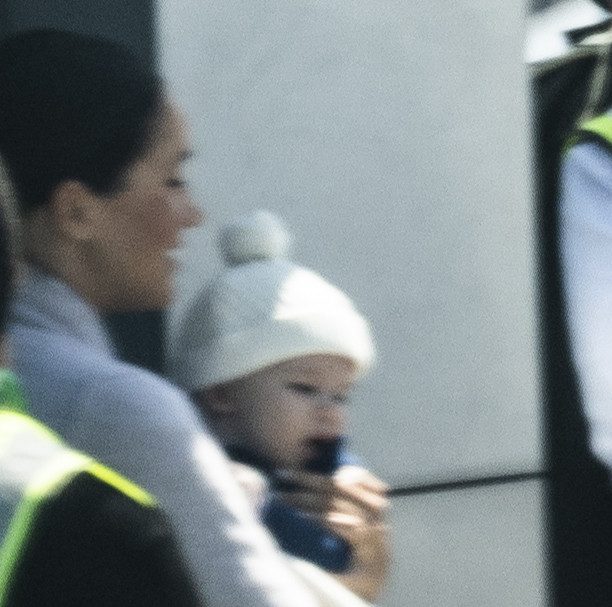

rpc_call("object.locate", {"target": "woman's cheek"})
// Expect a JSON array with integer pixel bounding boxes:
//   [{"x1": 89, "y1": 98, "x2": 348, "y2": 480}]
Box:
[{"x1": 136, "y1": 193, "x2": 179, "y2": 246}]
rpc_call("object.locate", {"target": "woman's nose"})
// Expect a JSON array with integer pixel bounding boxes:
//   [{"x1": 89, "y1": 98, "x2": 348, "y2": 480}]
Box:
[{"x1": 178, "y1": 193, "x2": 205, "y2": 229}]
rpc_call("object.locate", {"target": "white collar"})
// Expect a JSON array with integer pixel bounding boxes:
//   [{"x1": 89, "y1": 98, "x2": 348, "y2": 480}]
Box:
[{"x1": 10, "y1": 265, "x2": 115, "y2": 355}]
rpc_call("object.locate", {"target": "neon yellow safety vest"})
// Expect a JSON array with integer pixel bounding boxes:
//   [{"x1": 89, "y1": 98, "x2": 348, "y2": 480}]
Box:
[
  {"x1": 0, "y1": 384, "x2": 156, "y2": 605},
  {"x1": 569, "y1": 113, "x2": 612, "y2": 149},
  {"x1": 0, "y1": 371, "x2": 27, "y2": 415}
]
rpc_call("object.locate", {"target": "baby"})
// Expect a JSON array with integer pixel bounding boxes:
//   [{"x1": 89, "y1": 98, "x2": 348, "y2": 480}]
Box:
[{"x1": 170, "y1": 210, "x2": 388, "y2": 596}]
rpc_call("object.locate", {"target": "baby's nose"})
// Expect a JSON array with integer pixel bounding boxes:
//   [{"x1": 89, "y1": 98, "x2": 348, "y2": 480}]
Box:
[{"x1": 317, "y1": 404, "x2": 346, "y2": 437}]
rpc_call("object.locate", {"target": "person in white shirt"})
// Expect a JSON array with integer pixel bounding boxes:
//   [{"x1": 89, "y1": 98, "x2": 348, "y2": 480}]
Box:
[
  {"x1": 560, "y1": 109, "x2": 612, "y2": 475},
  {"x1": 531, "y1": 2, "x2": 612, "y2": 604}
]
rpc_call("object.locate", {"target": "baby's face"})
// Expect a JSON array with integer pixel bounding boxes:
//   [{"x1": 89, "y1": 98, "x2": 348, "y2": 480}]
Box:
[{"x1": 226, "y1": 353, "x2": 357, "y2": 471}]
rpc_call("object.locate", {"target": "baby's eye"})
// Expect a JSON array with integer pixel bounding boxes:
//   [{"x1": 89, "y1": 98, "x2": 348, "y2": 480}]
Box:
[{"x1": 288, "y1": 382, "x2": 317, "y2": 396}]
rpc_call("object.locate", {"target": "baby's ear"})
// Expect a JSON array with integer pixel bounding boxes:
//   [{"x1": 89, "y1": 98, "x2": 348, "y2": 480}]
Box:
[{"x1": 195, "y1": 385, "x2": 236, "y2": 417}]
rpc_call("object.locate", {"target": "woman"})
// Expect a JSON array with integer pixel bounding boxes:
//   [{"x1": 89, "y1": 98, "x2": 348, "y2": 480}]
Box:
[
  {"x1": 0, "y1": 28, "x2": 321, "y2": 607},
  {"x1": 0, "y1": 155, "x2": 202, "y2": 607}
]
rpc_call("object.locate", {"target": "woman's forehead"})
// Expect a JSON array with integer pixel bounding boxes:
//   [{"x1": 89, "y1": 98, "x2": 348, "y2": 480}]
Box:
[{"x1": 146, "y1": 102, "x2": 192, "y2": 161}]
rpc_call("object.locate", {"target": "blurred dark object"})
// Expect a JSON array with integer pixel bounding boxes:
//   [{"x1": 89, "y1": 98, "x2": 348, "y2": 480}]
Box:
[
  {"x1": 566, "y1": 18, "x2": 612, "y2": 43},
  {"x1": 226, "y1": 440, "x2": 353, "y2": 571},
  {"x1": 268, "y1": 437, "x2": 353, "y2": 573},
  {"x1": 0, "y1": 1, "x2": 165, "y2": 374},
  {"x1": 305, "y1": 437, "x2": 344, "y2": 475},
  {"x1": 271, "y1": 437, "x2": 345, "y2": 490},
  {"x1": 532, "y1": 16, "x2": 612, "y2": 606}
]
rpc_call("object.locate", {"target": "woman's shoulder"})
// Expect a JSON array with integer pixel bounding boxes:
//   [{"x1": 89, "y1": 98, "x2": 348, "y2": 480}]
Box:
[{"x1": 87, "y1": 360, "x2": 199, "y2": 428}]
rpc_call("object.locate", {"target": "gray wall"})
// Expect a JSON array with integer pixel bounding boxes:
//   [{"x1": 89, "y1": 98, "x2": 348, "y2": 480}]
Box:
[{"x1": 158, "y1": 2, "x2": 546, "y2": 604}]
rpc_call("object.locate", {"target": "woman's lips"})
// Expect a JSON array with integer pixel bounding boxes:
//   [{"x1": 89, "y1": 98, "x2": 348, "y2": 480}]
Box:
[{"x1": 165, "y1": 248, "x2": 184, "y2": 270}]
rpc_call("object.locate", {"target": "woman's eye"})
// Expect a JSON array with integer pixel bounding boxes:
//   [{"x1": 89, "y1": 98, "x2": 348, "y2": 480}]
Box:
[
  {"x1": 167, "y1": 178, "x2": 187, "y2": 189},
  {"x1": 288, "y1": 383, "x2": 317, "y2": 396}
]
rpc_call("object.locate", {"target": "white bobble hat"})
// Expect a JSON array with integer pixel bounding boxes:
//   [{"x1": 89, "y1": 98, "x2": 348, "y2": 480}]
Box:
[{"x1": 169, "y1": 210, "x2": 375, "y2": 391}]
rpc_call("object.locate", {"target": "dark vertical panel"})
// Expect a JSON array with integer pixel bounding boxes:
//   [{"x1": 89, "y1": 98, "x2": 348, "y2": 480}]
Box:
[
  {"x1": 534, "y1": 52, "x2": 612, "y2": 606},
  {"x1": 0, "y1": 3, "x2": 9, "y2": 38},
  {"x1": 4, "y1": 0, "x2": 155, "y2": 64},
  {"x1": 1, "y1": 0, "x2": 166, "y2": 374}
]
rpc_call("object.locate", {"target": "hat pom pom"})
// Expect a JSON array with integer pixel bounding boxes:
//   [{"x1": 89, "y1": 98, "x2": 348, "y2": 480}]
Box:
[{"x1": 219, "y1": 209, "x2": 291, "y2": 265}]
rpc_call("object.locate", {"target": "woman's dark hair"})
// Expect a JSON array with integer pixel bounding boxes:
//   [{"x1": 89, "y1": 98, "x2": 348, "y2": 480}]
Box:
[
  {"x1": 0, "y1": 157, "x2": 18, "y2": 334},
  {"x1": 0, "y1": 201, "x2": 14, "y2": 335},
  {"x1": 0, "y1": 29, "x2": 164, "y2": 213}
]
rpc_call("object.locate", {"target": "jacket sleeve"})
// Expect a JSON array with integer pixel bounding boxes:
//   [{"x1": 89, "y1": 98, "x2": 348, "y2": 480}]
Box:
[{"x1": 65, "y1": 366, "x2": 320, "y2": 607}]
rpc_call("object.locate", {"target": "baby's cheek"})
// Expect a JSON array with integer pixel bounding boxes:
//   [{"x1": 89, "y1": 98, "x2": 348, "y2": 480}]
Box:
[
  {"x1": 289, "y1": 409, "x2": 315, "y2": 441},
  {"x1": 267, "y1": 411, "x2": 298, "y2": 449}
]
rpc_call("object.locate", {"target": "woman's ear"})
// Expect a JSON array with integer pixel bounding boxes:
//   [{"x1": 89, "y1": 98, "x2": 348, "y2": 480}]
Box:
[{"x1": 49, "y1": 180, "x2": 102, "y2": 242}]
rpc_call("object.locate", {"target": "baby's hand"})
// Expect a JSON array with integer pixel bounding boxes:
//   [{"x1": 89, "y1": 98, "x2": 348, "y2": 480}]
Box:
[
  {"x1": 277, "y1": 466, "x2": 388, "y2": 521},
  {"x1": 277, "y1": 466, "x2": 390, "y2": 602},
  {"x1": 230, "y1": 462, "x2": 268, "y2": 513}
]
